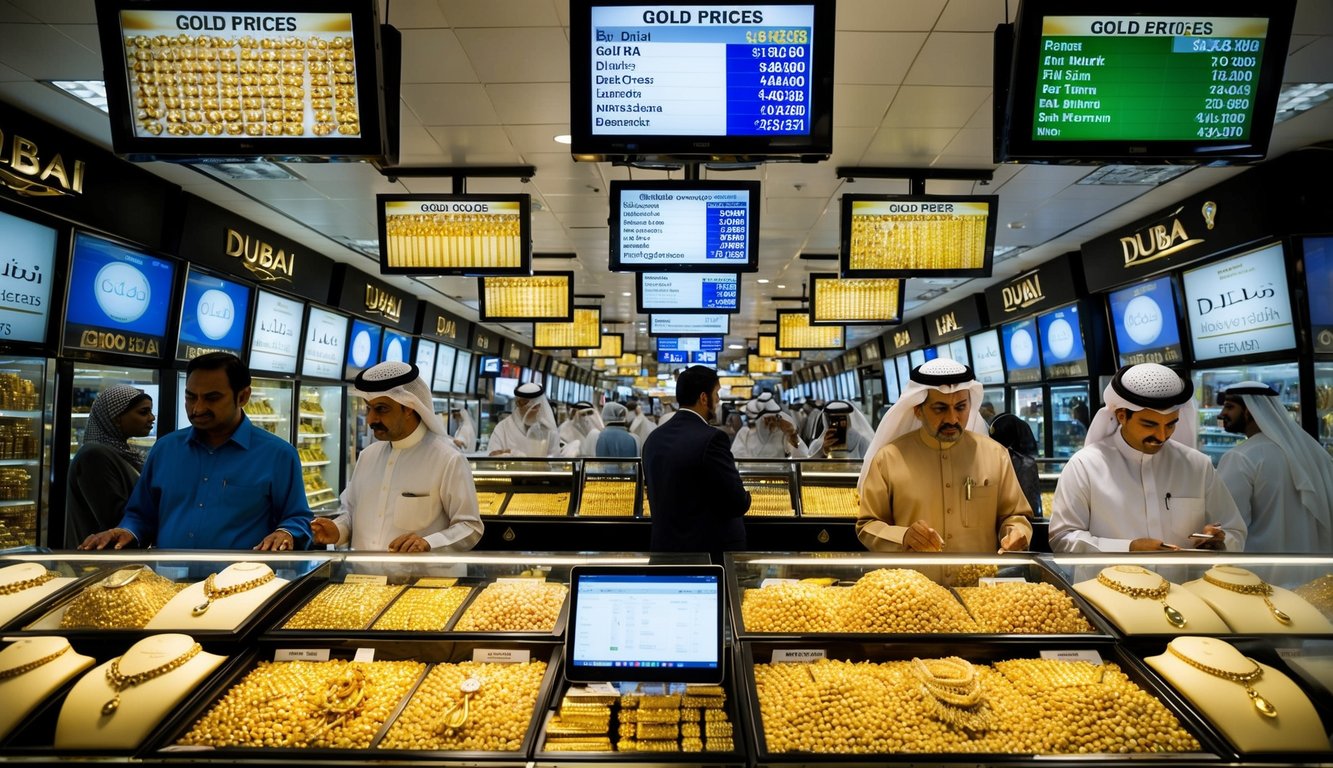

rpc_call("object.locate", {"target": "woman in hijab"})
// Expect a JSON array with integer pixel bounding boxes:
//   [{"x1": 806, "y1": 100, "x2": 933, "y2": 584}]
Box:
[
  {"x1": 65, "y1": 385, "x2": 155, "y2": 547},
  {"x1": 989, "y1": 412, "x2": 1043, "y2": 517}
]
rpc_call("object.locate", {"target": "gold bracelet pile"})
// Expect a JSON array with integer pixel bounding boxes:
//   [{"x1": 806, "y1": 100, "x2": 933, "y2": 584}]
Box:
[
  {"x1": 103, "y1": 642, "x2": 202, "y2": 716},
  {"x1": 192, "y1": 570, "x2": 277, "y2": 616},
  {"x1": 910, "y1": 656, "x2": 994, "y2": 732},
  {"x1": 1166, "y1": 644, "x2": 1277, "y2": 719},
  {"x1": 0, "y1": 568, "x2": 56, "y2": 596},
  {"x1": 1096, "y1": 569, "x2": 1187, "y2": 628},
  {"x1": 1201, "y1": 571, "x2": 1292, "y2": 625},
  {"x1": 0, "y1": 644, "x2": 69, "y2": 680}
]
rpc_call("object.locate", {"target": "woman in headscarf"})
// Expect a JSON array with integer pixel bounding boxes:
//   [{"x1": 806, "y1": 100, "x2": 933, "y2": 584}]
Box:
[
  {"x1": 989, "y1": 412, "x2": 1044, "y2": 517},
  {"x1": 64, "y1": 385, "x2": 155, "y2": 547}
]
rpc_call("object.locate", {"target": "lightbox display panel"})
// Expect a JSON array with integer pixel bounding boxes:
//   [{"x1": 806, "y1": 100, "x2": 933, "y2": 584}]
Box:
[
  {"x1": 64, "y1": 232, "x2": 177, "y2": 359},
  {"x1": 377, "y1": 194, "x2": 531, "y2": 275},
  {"x1": 648, "y1": 313, "x2": 730, "y2": 336},
  {"x1": 479, "y1": 272, "x2": 574, "y2": 322},
  {"x1": 1304, "y1": 237, "x2": 1333, "y2": 354},
  {"x1": 0, "y1": 209, "x2": 57, "y2": 344},
  {"x1": 301, "y1": 305, "x2": 349, "y2": 380},
  {"x1": 609, "y1": 180, "x2": 759, "y2": 273},
  {"x1": 758, "y1": 332, "x2": 799, "y2": 359},
  {"x1": 840, "y1": 195, "x2": 998, "y2": 278},
  {"x1": 534, "y1": 307, "x2": 602, "y2": 350},
  {"x1": 576, "y1": 333, "x2": 624, "y2": 359},
  {"x1": 637, "y1": 272, "x2": 740, "y2": 313},
  {"x1": 1107, "y1": 274, "x2": 1185, "y2": 366},
  {"x1": 809, "y1": 272, "x2": 903, "y2": 324},
  {"x1": 776, "y1": 309, "x2": 842, "y2": 350},
  {"x1": 968, "y1": 328, "x2": 1005, "y2": 385},
  {"x1": 344, "y1": 318, "x2": 382, "y2": 379},
  {"x1": 1182, "y1": 241, "x2": 1296, "y2": 362},
  {"x1": 432, "y1": 343, "x2": 457, "y2": 393},
  {"x1": 1036, "y1": 303, "x2": 1088, "y2": 379},
  {"x1": 452, "y1": 349, "x2": 473, "y2": 394},
  {"x1": 249, "y1": 289, "x2": 302, "y2": 374},
  {"x1": 1001, "y1": 316, "x2": 1042, "y2": 384},
  {"x1": 380, "y1": 327, "x2": 410, "y2": 363},
  {"x1": 657, "y1": 336, "x2": 723, "y2": 352},
  {"x1": 415, "y1": 338, "x2": 437, "y2": 385}
]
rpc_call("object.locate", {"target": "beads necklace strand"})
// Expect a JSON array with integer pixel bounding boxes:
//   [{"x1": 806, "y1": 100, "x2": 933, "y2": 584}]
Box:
[{"x1": 191, "y1": 570, "x2": 276, "y2": 616}]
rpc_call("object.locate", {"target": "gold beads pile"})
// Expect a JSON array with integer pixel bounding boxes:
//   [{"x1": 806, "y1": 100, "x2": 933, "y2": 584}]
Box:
[
  {"x1": 744, "y1": 480, "x2": 793, "y2": 517},
  {"x1": 950, "y1": 563, "x2": 1000, "y2": 588},
  {"x1": 742, "y1": 582, "x2": 847, "y2": 633},
  {"x1": 476, "y1": 492, "x2": 506, "y2": 516},
  {"x1": 577, "y1": 480, "x2": 636, "y2": 517},
  {"x1": 754, "y1": 657, "x2": 1199, "y2": 754},
  {"x1": 370, "y1": 586, "x2": 472, "y2": 631},
  {"x1": 379, "y1": 660, "x2": 548, "y2": 751},
  {"x1": 59, "y1": 567, "x2": 185, "y2": 629},
  {"x1": 281, "y1": 583, "x2": 404, "y2": 630},
  {"x1": 502, "y1": 492, "x2": 570, "y2": 516},
  {"x1": 1040, "y1": 491, "x2": 1055, "y2": 518},
  {"x1": 844, "y1": 569, "x2": 979, "y2": 633},
  {"x1": 1294, "y1": 573, "x2": 1333, "y2": 620},
  {"x1": 177, "y1": 660, "x2": 423, "y2": 749},
  {"x1": 955, "y1": 583, "x2": 1094, "y2": 633},
  {"x1": 799, "y1": 485, "x2": 858, "y2": 517},
  {"x1": 454, "y1": 581, "x2": 567, "y2": 632}
]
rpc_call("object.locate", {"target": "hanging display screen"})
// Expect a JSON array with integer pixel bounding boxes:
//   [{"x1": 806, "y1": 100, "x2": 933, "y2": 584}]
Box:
[
  {"x1": 657, "y1": 336, "x2": 723, "y2": 352},
  {"x1": 809, "y1": 272, "x2": 904, "y2": 324},
  {"x1": 301, "y1": 306, "x2": 349, "y2": 379},
  {"x1": 377, "y1": 194, "x2": 532, "y2": 275},
  {"x1": 479, "y1": 272, "x2": 574, "y2": 322},
  {"x1": 452, "y1": 350, "x2": 474, "y2": 394},
  {"x1": 1002, "y1": 317, "x2": 1042, "y2": 383},
  {"x1": 1107, "y1": 274, "x2": 1185, "y2": 366},
  {"x1": 415, "y1": 338, "x2": 437, "y2": 385},
  {"x1": 1036, "y1": 303, "x2": 1088, "y2": 379},
  {"x1": 176, "y1": 268, "x2": 251, "y2": 361},
  {"x1": 610, "y1": 180, "x2": 760, "y2": 272},
  {"x1": 0, "y1": 209, "x2": 57, "y2": 345},
  {"x1": 249, "y1": 289, "x2": 303, "y2": 374},
  {"x1": 840, "y1": 195, "x2": 998, "y2": 278},
  {"x1": 1182, "y1": 241, "x2": 1296, "y2": 362},
  {"x1": 776, "y1": 309, "x2": 842, "y2": 350},
  {"x1": 64, "y1": 232, "x2": 177, "y2": 359},
  {"x1": 637, "y1": 272, "x2": 740, "y2": 313},
  {"x1": 648, "y1": 313, "x2": 730, "y2": 336},
  {"x1": 576, "y1": 333, "x2": 624, "y2": 359},
  {"x1": 344, "y1": 318, "x2": 382, "y2": 379}
]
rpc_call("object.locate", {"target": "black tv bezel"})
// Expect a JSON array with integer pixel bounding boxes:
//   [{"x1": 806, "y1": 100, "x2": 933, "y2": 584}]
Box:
[
  {"x1": 343, "y1": 316, "x2": 383, "y2": 381},
  {"x1": 808, "y1": 271, "x2": 904, "y2": 325},
  {"x1": 299, "y1": 303, "x2": 350, "y2": 381},
  {"x1": 995, "y1": 0, "x2": 1296, "y2": 165},
  {"x1": 647, "y1": 312, "x2": 731, "y2": 337},
  {"x1": 1034, "y1": 301, "x2": 1089, "y2": 380},
  {"x1": 61, "y1": 229, "x2": 180, "y2": 362},
  {"x1": 477, "y1": 271, "x2": 576, "y2": 323},
  {"x1": 568, "y1": 0, "x2": 834, "y2": 162},
  {"x1": 174, "y1": 263, "x2": 253, "y2": 362},
  {"x1": 376, "y1": 193, "x2": 533, "y2": 276},
  {"x1": 1000, "y1": 316, "x2": 1043, "y2": 385},
  {"x1": 609, "y1": 179, "x2": 761, "y2": 273},
  {"x1": 95, "y1": 0, "x2": 390, "y2": 162},
  {"x1": 775, "y1": 308, "x2": 843, "y2": 351},
  {"x1": 533, "y1": 306, "x2": 604, "y2": 350},
  {"x1": 839, "y1": 194, "x2": 999, "y2": 278},
  {"x1": 1105, "y1": 274, "x2": 1188, "y2": 367},
  {"x1": 636, "y1": 271, "x2": 742, "y2": 314},
  {"x1": 475, "y1": 354, "x2": 502, "y2": 379},
  {"x1": 1180, "y1": 240, "x2": 1300, "y2": 366},
  {"x1": 247, "y1": 288, "x2": 305, "y2": 375}
]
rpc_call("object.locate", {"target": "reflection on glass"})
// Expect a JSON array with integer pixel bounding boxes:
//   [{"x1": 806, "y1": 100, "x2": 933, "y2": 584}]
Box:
[
  {"x1": 1012, "y1": 386, "x2": 1045, "y2": 458},
  {"x1": 299, "y1": 384, "x2": 343, "y2": 512},
  {"x1": 1192, "y1": 362, "x2": 1300, "y2": 466},
  {"x1": 73, "y1": 363, "x2": 160, "y2": 457},
  {"x1": 1050, "y1": 384, "x2": 1090, "y2": 459},
  {"x1": 1317, "y1": 362, "x2": 1333, "y2": 459}
]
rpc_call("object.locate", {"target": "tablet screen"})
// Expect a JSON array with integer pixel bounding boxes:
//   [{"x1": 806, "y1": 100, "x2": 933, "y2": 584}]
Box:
[{"x1": 565, "y1": 565, "x2": 724, "y2": 684}]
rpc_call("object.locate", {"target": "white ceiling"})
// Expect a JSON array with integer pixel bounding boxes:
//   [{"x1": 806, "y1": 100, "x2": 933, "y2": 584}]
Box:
[{"x1": 2, "y1": 0, "x2": 1332, "y2": 371}]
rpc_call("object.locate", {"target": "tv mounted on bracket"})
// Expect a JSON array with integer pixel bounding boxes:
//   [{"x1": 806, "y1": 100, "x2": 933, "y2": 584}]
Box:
[
  {"x1": 994, "y1": 0, "x2": 1295, "y2": 164},
  {"x1": 568, "y1": 0, "x2": 835, "y2": 162},
  {"x1": 377, "y1": 193, "x2": 532, "y2": 275},
  {"x1": 610, "y1": 180, "x2": 760, "y2": 273},
  {"x1": 840, "y1": 195, "x2": 998, "y2": 278}
]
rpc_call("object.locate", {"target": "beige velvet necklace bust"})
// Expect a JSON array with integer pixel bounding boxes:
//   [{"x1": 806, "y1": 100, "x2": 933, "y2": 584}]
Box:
[
  {"x1": 1074, "y1": 565, "x2": 1229, "y2": 634},
  {"x1": 147, "y1": 562, "x2": 287, "y2": 630},
  {"x1": 1182, "y1": 565, "x2": 1333, "y2": 634},
  {"x1": 0, "y1": 562, "x2": 76, "y2": 626},
  {"x1": 0, "y1": 636, "x2": 95, "y2": 740}
]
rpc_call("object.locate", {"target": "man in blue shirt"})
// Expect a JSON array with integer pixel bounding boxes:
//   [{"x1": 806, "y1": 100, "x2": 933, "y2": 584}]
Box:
[{"x1": 78, "y1": 352, "x2": 312, "y2": 551}]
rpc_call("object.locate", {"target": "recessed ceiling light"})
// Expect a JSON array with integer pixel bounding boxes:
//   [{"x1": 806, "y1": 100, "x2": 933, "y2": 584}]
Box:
[
  {"x1": 777, "y1": 284, "x2": 786, "y2": 289},
  {"x1": 621, "y1": 291, "x2": 632, "y2": 297},
  {"x1": 727, "y1": 343, "x2": 744, "y2": 350},
  {"x1": 756, "y1": 278, "x2": 770, "y2": 284},
  {"x1": 45, "y1": 80, "x2": 107, "y2": 112},
  {"x1": 553, "y1": 134, "x2": 573, "y2": 145}
]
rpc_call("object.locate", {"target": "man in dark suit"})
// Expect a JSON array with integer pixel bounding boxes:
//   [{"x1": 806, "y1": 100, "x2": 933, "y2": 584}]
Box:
[{"x1": 643, "y1": 366, "x2": 751, "y2": 562}]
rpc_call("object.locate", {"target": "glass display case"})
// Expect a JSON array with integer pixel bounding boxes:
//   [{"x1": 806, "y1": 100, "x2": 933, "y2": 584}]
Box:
[
  {"x1": 470, "y1": 457, "x2": 579, "y2": 518},
  {"x1": 1049, "y1": 382, "x2": 1090, "y2": 459},
  {"x1": 1315, "y1": 361, "x2": 1333, "y2": 458},
  {"x1": 0, "y1": 357, "x2": 51, "y2": 548},
  {"x1": 577, "y1": 459, "x2": 641, "y2": 518},
  {"x1": 1012, "y1": 385, "x2": 1046, "y2": 457},
  {"x1": 736, "y1": 460, "x2": 797, "y2": 519},
  {"x1": 1192, "y1": 361, "x2": 1300, "y2": 466},
  {"x1": 794, "y1": 459, "x2": 860, "y2": 519},
  {"x1": 297, "y1": 384, "x2": 342, "y2": 513}
]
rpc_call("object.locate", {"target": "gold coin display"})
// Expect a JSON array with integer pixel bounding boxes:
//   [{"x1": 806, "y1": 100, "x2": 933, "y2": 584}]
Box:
[
  {"x1": 577, "y1": 480, "x2": 636, "y2": 517},
  {"x1": 502, "y1": 492, "x2": 570, "y2": 516},
  {"x1": 744, "y1": 480, "x2": 793, "y2": 517},
  {"x1": 954, "y1": 582, "x2": 1095, "y2": 633},
  {"x1": 741, "y1": 568, "x2": 979, "y2": 633}
]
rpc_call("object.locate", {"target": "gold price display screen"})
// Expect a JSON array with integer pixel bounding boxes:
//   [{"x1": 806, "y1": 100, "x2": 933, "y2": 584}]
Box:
[
  {"x1": 811, "y1": 275, "x2": 902, "y2": 324},
  {"x1": 381, "y1": 198, "x2": 527, "y2": 272},
  {"x1": 776, "y1": 310, "x2": 842, "y2": 351},
  {"x1": 116, "y1": 11, "x2": 364, "y2": 139},
  {"x1": 843, "y1": 196, "x2": 997, "y2": 277}
]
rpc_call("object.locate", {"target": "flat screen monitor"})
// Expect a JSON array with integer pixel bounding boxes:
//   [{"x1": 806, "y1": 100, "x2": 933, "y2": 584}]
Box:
[
  {"x1": 380, "y1": 327, "x2": 410, "y2": 363},
  {"x1": 479, "y1": 271, "x2": 574, "y2": 322},
  {"x1": 476, "y1": 354, "x2": 501, "y2": 379},
  {"x1": 895, "y1": 354, "x2": 910, "y2": 393},
  {"x1": 968, "y1": 328, "x2": 1005, "y2": 385},
  {"x1": 534, "y1": 307, "x2": 602, "y2": 350},
  {"x1": 882, "y1": 360, "x2": 901, "y2": 403},
  {"x1": 1304, "y1": 237, "x2": 1333, "y2": 354},
  {"x1": 609, "y1": 180, "x2": 760, "y2": 273},
  {"x1": 994, "y1": 0, "x2": 1295, "y2": 164},
  {"x1": 301, "y1": 305, "x2": 349, "y2": 380},
  {"x1": 776, "y1": 309, "x2": 842, "y2": 351},
  {"x1": 432, "y1": 343, "x2": 457, "y2": 393},
  {"x1": 637, "y1": 272, "x2": 740, "y2": 313},
  {"x1": 0, "y1": 209, "x2": 56, "y2": 345},
  {"x1": 176, "y1": 267, "x2": 251, "y2": 361},
  {"x1": 758, "y1": 333, "x2": 799, "y2": 359},
  {"x1": 1107, "y1": 275, "x2": 1186, "y2": 366},
  {"x1": 1036, "y1": 303, "x2": 1087, "y2": 379},
  {"x1": 657, "y1": 336, "x2": 723, "y2": 352},
  {"x1": 649, "y1": 313, "x2": 730, "y2": 336},
  {"x1": 1182, "y1": 241, "x2": 1296, "y2": 362},
  {"x1": 809, "y1": 272, "x2": 903, "y2": 324},
  {"x1": 947, "y1": 338, "x2": 970, "y2": 367},
  {"x1": 63, "y1": 231, "x2": 177, "y2": 359},
  {"x1": 657, "y1": 350, "x2": 716, "y2": 365},
  {"x1": 569, "y1": 0, "x2": 834, "y2": 162},
  {"x1": 344, "y1": 318, "x2": 382, "y2": 379},
  {"x1": 452, "y1": 349, "x2": 473, "y2": 394},
  {"x1": 377, "y1": 194, "x2": 532, "y2": 275},
  {"x1": 564, "y1": 564, "x2": 725, "y2": 684},
  {"x1": 414, "y1": 338, "x2": 437, "y2": 385},
  {"x1": 1001, "y1": 317, "x2": 1042, "y2": 384},
  {"x1": 577, "y1": 333, "x2": 624, "y2": 359},
  {"x1": 840, "y1": 194, "x2": 998, "y2": 278},
  {"x1": 95, "y1": 0, "x2": 390, "y2": 162},
  {"x1": 249, "y1": 289, "x2": 303, "y2": 374}
]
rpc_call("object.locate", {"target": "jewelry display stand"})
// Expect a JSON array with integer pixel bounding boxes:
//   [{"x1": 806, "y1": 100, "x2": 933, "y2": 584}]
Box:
[
  {"x1": 0, "y1": 563, "x2": 76, "y2": 627},
  {"x1": 1074, "y1": 565, "x2": 1229, "y2": 634},
  {"x1": 1145, "y1": 636, "x2": 1330, "y2": 753},
  {"x1": 1182, "y1": 566, "x2": 1333, "y2": 634},
  {"x1": 0, "y1": 636, "x2": 95, "y2": 741},
  {"x1": 54, "y1": 633, "x2": 226, "y2": 750},
  {"x1": 146, "y1": 562, "x2": 288, "y2": 631}
]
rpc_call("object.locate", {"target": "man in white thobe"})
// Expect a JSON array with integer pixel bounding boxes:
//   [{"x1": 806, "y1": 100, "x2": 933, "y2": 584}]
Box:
[
  {"x1": 312, "y1": 361, "x2": 482, "y2": 552},
  {"x1": 731, "y1": 400, "x2": 807, "y2": 458},
  {"x1": 1216, "y1": 381, "x2": 1333, "y2": 553},
  {"x1": 1049, "y1": 363, "x2": 1246, "y2": 553},
  {"x1": 487, "y1": 383, "x2": 566, "y2": 456},
  {"x1": 803, "y1": 399, "x2": 874, "y2": 459},
  {"x1": 559, "y1": 400, "x2": 603, "y2": 456}
]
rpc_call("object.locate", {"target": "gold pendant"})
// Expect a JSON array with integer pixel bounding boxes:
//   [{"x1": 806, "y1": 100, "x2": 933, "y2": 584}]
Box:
[
  {"x1": 1249, "y1": 689, "x2": 1278, "y2": 718},
  {"x1": 191, "y1": 600, "x2": 212, "y2": 616},
  {"x1": 1267, "y1": 600, "x2": 1292, "y2": 625},
  {"x1": 102, "y1": 695, "x2": 120, "y2": 716},
  {"x1": 1163, "y1": 603, "x2": 1187, "y2": 628}
]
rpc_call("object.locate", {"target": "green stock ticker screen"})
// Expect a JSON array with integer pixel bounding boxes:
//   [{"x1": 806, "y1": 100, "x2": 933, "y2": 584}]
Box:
[{"x1": 1031, "y1": 16, "x2": 1270, "y2": 142}]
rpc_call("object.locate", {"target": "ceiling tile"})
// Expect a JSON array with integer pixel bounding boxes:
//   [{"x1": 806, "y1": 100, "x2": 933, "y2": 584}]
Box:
[
  {"x1": 488, "y1": 82, "x2": 569, "y2": 124},
  {"x1": 0, "y1": 23, "x2": 101, "y2": 79},
  {"x1": 401, "y1": 83, "x2": 497, "y2": 124},
  {"x1": 881, "y1": 85, "x2": 990, "y2": 127},
  {"x1": 6, "y1": 0, "x2": 91, "y2": 24},
  {"x1": 834, "y1": 31, "x2": 924, "y2": 85},
  {"x1": 386, "y1": 0, "x2": 448, "y2": 29},
  {"x1": 938, "y1": 0, "x2": 1009, "y2": 32},
  {"x1": 425, "y1": 124, "x2": 519, "y2": 157},
  {"x1": 834, "y1": 84, "x2": 895, "y2": 127},
  {"x1": 905, "y1": 32, "x2": 994, "y2": 87},
  {"x1": 836, "y1": 0, "x2": 946, "y2": 32},
  {"x1": 458, "y1": 28, "x2": 568, "y2": 82},
  {"x1": 400, "y1": 28, "x2": 476, "y2": 83},
  {"x1": 437, "y1": 0, "x2": 562, "y2": 28}
]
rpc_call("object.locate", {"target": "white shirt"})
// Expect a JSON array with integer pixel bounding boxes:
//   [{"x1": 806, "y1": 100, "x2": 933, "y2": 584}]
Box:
[
  {"x1": 629, "y1": 411, "x2": 656, "y2": 443},
  {"x1": 1219, "y1": 433, "x2": 1333, "y2": 553},
  {"x1": 1049, "y1": 431, "x2": 1246, "y2": 552},
  {"x1": 451, "y1": 421, "x2": 477, "y2": 452},
  {"x1": 731, "y1": 422, "x2": 807, "y2": 459},
  {"x1": 334, "y1": 423, "x2": 483, "y2": 551},
  {"x1": 486, "y1": 414, "x2": 561, "y2": 456}
]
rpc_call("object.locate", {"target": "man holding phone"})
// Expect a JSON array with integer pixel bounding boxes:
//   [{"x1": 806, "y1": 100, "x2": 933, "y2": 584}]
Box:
[{"x1": 807, "y1": 400, "x2": 874, "y2": 459}]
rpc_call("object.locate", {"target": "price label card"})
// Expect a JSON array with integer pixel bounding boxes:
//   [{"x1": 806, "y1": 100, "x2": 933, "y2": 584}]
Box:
[
  {"x1": 979, "y1": 577, "x2": 1029, "y2": 586},
  {"x1": 473, "y1": 648, "x2": 531, "y2": 664},
  {"x1": 353, "y1": 647, "x2": 376, "y2": 663},
  {"x1": 344, "y1": 573, "x2": 388, "y2": 585},
  {"x1": 567, "y1": 682, "x2": 619, "y2": 697},
  {"x1": 1039, "y1": 649, "x2": 1103, "y2": 666},
  {"x1": 274, "y1": 648, "x2": 331, "y2": 662},
  {"x1": 1276, "y1": 647, "x2": 1303, "y2": 659},
  {"x1": 415, "y1": 577, "x2": 458, "y2": 587},
  {"x1": 771, "y1": 649, "x2": 827, "y2": 663}
]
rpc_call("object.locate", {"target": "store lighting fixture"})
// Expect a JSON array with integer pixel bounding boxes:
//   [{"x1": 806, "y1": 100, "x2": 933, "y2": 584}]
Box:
[
  {"x1": 554, "y1": 134, "x2": 573, "y2": 144},
  {"x1": 727, "y1": 343, "x2": 744, "y2": 350},
  {"x1": 45, "y1": 80, "x2": 108, "y2": 112},
  {"x1": 1078, "y1": 165, "x2": 1194, "y2": 186},
  {"x1": 756, "y1": 278, "x2": 770, "y2": 284}
]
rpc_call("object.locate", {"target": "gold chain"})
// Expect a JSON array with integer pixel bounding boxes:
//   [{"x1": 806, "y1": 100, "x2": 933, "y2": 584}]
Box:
[
  {"x1": 1166, "y1": 644, "x2": 1277, "y2": 719},
  {"x1": 910, "y1": 657, "x2": 993, "y2": 731},
  {"x1": 1201, "y1": 570, "x2": 1293, "y2": 625},
  {"x1": 0, "y1": 569, "x2": 56, "y2": 596},
  {"x1": 191, "y1": 570, "x2": 276, "y2": 616},
  {"x1": 1097, "y1": 569, "x2": 1187, "y2": 628},
  {"x1": 0, "y1": 644, "x2": 69, "y2": 680},
  {"x1": 102, "y1": 642, "x2": 202, "y2": 716}
]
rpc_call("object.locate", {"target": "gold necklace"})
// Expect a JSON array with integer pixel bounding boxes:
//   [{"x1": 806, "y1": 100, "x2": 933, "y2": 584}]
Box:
[
  {"x1": 1097, "y1": 569, "x2": 1187, "y2": 628},
  {"x1": 0, "y1": 569, "x2": 56, "y2": 596},
  {"x1": 910, "y1": 657, "x2": 993, "y2": 731},
  {"x1": 0, "y1": 644, "x2": 69, "y2": 680},
  {"x1": 191, "y1": 570, "x2": 276, "y2": 616},
  {"x1": 102, "y1": 642, "x2": 202, "y2": 716},
  {"x1": 1167, "y1": 644, "x2": 1277, "y2": 719},
  {"x1": 1202, "y1": 570, "x2": 1292, "y2": 625}
]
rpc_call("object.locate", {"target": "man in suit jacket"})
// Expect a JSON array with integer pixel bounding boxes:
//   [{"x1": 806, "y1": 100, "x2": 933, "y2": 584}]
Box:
[{"x1": 643, "y1": 365, "x2": 751, "y2": 562}]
